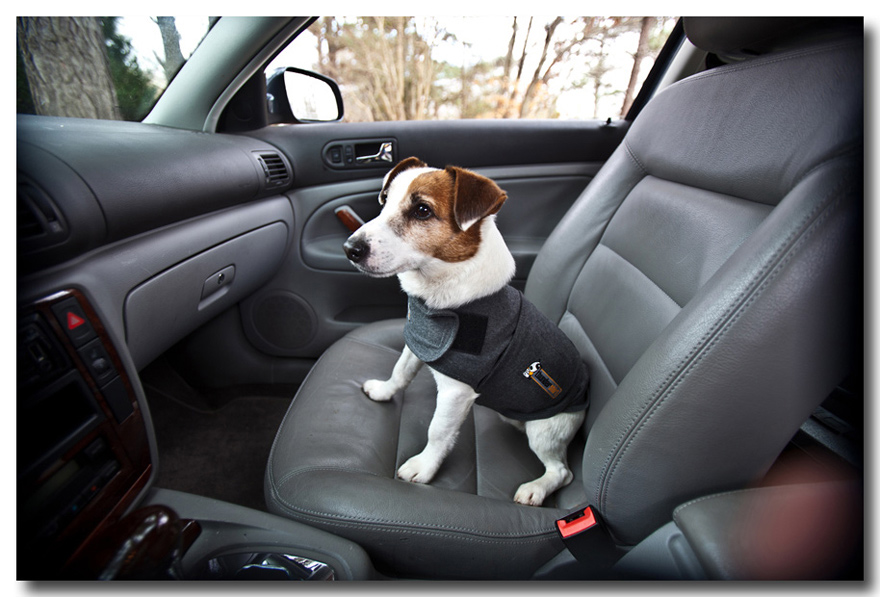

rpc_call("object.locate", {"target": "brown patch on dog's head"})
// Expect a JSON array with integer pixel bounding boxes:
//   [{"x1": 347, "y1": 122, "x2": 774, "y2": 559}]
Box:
[
  {"x1": 380, "y1": 156, "x2": 427, "y2": 204},
  {"x1": 397, "y1": 164, "x2": 507, "y2": 263}
]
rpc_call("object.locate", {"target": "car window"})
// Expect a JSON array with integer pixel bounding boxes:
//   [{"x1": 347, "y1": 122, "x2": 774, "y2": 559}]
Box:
[
  {"x1": 17, "y1": 16, "x2": 214, "y2": 121},
  {"x1": 268, "y1": 16, "x2": 676, "y2": 122}
]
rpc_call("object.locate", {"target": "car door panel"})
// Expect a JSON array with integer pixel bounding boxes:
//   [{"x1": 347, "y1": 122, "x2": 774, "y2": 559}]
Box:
[
  {"x1": 254, "y1": 118, "x2": 628, "y2": 187},
  {"x1": 229, "y1": 120, "x2": 627, "y2": 366}
]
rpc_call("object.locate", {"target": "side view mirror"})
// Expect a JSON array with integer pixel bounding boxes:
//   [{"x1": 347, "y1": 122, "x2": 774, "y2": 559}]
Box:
[{"x1": 266, "y1": 67, "x2": 344, "y2": 123}]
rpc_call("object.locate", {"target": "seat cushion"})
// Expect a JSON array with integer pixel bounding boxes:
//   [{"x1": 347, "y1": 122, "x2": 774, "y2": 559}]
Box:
[{"x1": 265, "y1": 319, "x2": 587, "y2": 579}]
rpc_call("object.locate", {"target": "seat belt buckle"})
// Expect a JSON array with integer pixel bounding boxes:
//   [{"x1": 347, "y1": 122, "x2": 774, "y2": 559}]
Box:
[{"x1": 556, "y1": 506, "x2": 620, "y2": 572}]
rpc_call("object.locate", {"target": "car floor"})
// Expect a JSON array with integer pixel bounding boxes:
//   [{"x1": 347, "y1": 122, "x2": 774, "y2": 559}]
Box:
[{"x1": 139, "y1": 357, "x2": 296, "y2": 512}]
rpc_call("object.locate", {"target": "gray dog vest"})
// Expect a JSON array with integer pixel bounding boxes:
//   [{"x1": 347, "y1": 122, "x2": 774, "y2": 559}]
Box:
[{"x1": 403, "y1": 286, "x2": 589, "y2": 421}]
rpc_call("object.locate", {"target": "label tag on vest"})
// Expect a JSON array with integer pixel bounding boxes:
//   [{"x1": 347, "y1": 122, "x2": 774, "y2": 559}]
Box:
[{"x1": 523, "y1": 361, "x2": 562, "y2": 398}]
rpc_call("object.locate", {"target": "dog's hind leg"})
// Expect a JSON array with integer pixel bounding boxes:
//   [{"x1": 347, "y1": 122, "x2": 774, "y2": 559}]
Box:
[
  {"x1": 363, "y1": 345, "x2": 423, "y2": 402},
  {"x1": 397, "y1": 371, "x2": 477, "y2": 484},
  {"x1": 514, "y1": 410, "x2": 585, "y2": 506}
]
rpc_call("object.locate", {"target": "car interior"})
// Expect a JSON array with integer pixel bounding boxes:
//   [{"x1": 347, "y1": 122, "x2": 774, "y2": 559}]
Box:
[{"x1": 17, "y1": 16, "x2": 864, "y2": 581}]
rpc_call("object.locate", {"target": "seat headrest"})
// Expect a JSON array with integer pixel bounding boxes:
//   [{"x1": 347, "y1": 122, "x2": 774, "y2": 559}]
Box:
[{"x1": 683, "y1": 17, "x2": 861, "y2": 59}]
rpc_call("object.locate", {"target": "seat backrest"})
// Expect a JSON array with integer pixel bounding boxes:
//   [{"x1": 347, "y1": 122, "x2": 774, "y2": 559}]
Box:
[{"x1": 524, "y1": 17, "x2": 863, "y2": 546}]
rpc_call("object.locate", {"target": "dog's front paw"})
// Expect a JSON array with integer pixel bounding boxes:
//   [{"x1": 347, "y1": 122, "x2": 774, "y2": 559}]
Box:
[
  {"x1": 397, "y1": 453, "x2": 439, "y2": 484},
  {"x1": 513, "y1": 481, "x2": 547, "y2": 507},
  {"x1": 362, "y1": 379, "x2": 394, "y2": 402}
]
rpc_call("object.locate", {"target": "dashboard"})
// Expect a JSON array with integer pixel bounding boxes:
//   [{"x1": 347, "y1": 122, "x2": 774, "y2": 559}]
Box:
[{"x1": 16, "y1": 115, "x2": 299, "y2": 577}]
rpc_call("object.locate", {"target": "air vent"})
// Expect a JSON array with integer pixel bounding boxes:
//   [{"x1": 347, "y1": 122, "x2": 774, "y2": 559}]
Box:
[
  {"x1": 18, "y1": 182, "x2": 67, "y2": 246},
  {"x1": 256, "y1": 152, "x2": 292, "y2": 189}
]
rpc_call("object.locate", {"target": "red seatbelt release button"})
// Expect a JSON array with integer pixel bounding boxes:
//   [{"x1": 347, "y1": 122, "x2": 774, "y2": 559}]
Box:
[
  {"x1": 555, "y1": 505, "x2": 620, "y2": 573},
  {"x1": 556, "y1": 506, "x2": 598, "y2": 538}
]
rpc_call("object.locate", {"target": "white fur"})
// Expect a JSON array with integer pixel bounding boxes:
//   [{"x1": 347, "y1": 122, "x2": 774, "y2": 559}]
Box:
[
  {"x1": 346, "y1": 167, "x2": 439, "y2": 280},
  {"x1": 350, "y1": 163, "x2": 583, "y2": 506},
  {"x1": 398, "y1": 217, "x2": 515, "y2": 309}
]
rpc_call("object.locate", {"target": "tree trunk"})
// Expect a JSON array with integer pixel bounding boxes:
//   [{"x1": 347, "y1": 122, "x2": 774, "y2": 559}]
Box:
[
  {"x1": 155, "y1": 17, "x2": 185, "y2": 83},
  {"x1": 17, "y1": 17, "x2": 121, "y2": 120},
  {"x1": 620, "y1": 17, "x2": 655, "y2": 117}
]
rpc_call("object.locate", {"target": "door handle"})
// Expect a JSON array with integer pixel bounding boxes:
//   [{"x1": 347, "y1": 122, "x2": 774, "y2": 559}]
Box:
[
  {"x1": 355, "y1": 141, "x2": 394, "y2": 164},
  {"x1": 324, "y1": 138, "x2": 396, "y2": 169}
]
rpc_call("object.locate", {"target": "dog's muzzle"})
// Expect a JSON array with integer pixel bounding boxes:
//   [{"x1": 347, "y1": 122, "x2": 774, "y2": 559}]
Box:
[{"x1": 344, "y1": 237, "x2": 370, "y2": 264}]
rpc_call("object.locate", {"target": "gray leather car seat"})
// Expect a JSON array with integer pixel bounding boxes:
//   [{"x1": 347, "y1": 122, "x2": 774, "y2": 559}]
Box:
[{"x1": 265, "y1": 17, "x2": 862, "y2": 579}]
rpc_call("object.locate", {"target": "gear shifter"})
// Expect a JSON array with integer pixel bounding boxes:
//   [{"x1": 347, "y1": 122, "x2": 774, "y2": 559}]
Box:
[{"x1": 66, "y1": 505, "x2": 200, "y2": 580}]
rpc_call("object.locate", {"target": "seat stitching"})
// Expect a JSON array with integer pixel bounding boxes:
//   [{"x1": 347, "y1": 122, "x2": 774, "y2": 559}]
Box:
[
  {"x1": 560, "y1": 310, "x2": 618, "y2": 389},
  {"x1": 673, "y1": 40, "x2": 858, "y2": 88},
  {"x1": 274, "y1": 465, "x2": 383, "y2": 488},
  {"x1": 393, "y1": 376, "x2": 407, "y2": 475},
  {"x1": 344, "y1": 335, "x2": 405, "y2": 356},
  {"x1": 628, "y1": 42, "x2": 859, "y2": 208},
  {"x1": 623, "y1": 139, "x2": 649, "y2": 175},
  {"x1": 271, "y1": 467, "x2": 562, "y2": 538},
  {"x1": 596, "y1": 243, "x2": 683, "y2": 310},
  {"x1": 277, "y1": 509, "x2": 559, "y2": 545},
  {"x1": 671, "y1": 486, "x2": 770, "y2": 525},
  {"x1": 594, "y1": 179, "x2": 841, "y2": 505},
  {"x1": 790, "y1": 143, "x2": 863, "y2": 193},
  {"x1": 473, "y1": 403, "x2": 483, "y2": 497},
  {"x1": 671, "y1": 482, "x2": 843, "y2": 526},
  {"x1": 600, "y1": 183, "x2": 849, "y2": 512},
  {"x1": 285, "y1": 516, "x2": 559, "y2": 546},
  {"x1": 602, "y1": 189, "x2": 846, "y2": 511},
  {"x1": 595, "y1": 173, "x2": 853, "y2": 512}
]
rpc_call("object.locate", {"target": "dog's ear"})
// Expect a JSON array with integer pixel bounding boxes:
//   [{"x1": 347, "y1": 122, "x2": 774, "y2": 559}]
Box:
[
  {"x1": 380, "y1": 156, "x2": 428, "y2": 204},
  {"x1": 445, "y1": 166, "x2": 507, "y2": 231}
]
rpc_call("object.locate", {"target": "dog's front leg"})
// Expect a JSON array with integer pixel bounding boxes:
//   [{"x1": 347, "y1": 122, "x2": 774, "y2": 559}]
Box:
[
  {"x1": 398, "y1": 371, "x2": 477, "y2": 484},
  {"x1": 363, "y1": 345, "x2": 423, "y2": 402}
]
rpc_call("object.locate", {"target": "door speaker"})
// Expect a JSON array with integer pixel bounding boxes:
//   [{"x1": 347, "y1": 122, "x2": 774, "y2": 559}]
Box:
[{"x1": 248, "y1": 291, "x2": 317, "y2": 353}]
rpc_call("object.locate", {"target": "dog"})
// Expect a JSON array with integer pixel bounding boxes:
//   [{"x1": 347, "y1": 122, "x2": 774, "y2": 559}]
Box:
[{"x1": 343, "y1": 157, "x2": 589, "y2": 506}]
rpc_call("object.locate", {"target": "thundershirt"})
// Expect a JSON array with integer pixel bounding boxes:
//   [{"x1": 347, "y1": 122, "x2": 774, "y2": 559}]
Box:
[{"x1": 403, "y1": 285, "x2": 589, "y2": 421}]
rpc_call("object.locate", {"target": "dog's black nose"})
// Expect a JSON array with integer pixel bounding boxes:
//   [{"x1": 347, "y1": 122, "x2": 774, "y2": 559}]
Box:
[{"x1": 344, "y1": 238, "x2": 369, "y2": 263}]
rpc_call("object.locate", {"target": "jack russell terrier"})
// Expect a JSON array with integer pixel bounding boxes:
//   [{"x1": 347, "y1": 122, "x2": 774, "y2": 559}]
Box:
[{"x1": 343, "y1": 157, "x2": 589, "y2": 506}]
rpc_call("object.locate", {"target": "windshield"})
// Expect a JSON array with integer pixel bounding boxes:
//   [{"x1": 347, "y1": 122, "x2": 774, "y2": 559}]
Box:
[{"x1": 17, "y1": 16, "x2": 214, "y2": 121}]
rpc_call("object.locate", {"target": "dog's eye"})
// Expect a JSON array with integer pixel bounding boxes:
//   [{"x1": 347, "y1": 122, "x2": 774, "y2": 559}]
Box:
[
  {"x1": 378, "y1": 190, "x2": 388, "y2": 205},
  {"x1": 413, "y1": 203, "x2": 433, "y2": 221}
]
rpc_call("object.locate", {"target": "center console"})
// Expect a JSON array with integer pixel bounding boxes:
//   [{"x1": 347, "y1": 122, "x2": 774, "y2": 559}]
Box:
[
  {"x1": 17, "y1": 289, "x2": 376, "y2": 580},
  {"x1": 18, "y1": 289, "x2": 153, "y2": 578}
]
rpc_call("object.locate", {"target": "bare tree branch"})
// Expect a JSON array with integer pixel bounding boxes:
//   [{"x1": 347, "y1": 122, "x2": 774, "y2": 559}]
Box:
[{"x1": 620, "y1": 17, "x2": 655, "y2": 117}]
